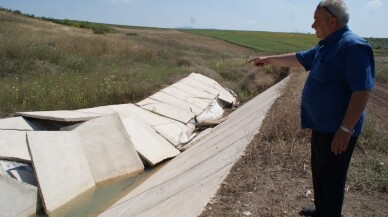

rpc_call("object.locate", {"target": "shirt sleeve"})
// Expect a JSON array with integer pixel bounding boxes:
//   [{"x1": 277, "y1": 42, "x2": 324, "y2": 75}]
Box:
[
  {"x1": 296, "y1": 46, "x2": 319, "y2": 71},
  {"x1": 343, "y1": 43, "x2": 375, "y2": 91}
]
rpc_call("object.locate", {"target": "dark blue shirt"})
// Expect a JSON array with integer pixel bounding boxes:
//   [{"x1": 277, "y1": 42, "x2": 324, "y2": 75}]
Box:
[{"x1": 296, "y1": 26, "x2": 375, "y2": 136}]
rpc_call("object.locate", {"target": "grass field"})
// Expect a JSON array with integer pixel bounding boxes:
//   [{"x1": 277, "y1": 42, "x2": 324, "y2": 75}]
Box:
[{"x1": 183, "y1": 29, "x2": 318, "y2": 54}]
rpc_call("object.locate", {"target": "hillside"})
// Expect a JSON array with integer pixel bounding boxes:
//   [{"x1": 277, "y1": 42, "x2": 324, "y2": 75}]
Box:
[{"x1": 1, "y1": 10, "x2": 277, "y2": 118}]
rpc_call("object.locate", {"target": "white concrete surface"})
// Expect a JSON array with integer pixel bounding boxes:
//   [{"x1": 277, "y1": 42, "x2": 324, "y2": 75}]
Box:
[
  {"x1": 0, "y1": 174, "x2": 41, "y2": 217},
  {"x1": 189, "y1": 73, "x2": 237, "y2": 105},
  {"x1": 99, "y1": 77, "x2": 289, "y2": 217},
  {"x1": 27, "y1": 131, "x2": 95, "y2": 214},
  {"x1": 137, "y1": 98, "x2": 195, "y2": 124},
  {"x1": 16, "y1": 110, "x2": 101, "y2": 122},
  {"x1": 161, "y1": 86, "x2": 211, "y2": 110},
  {"x1": 0, "y1": 131, "x2": 31, "y2": 162},
  {"x1": 9, "y1": 165, "x2": 38, "y2": 186},
  {"x1": 61, "y1": 114, "x2": 144, "y2": 183},
  {"x1": 181, "y1": 77, "x2": 220, "y2": 97},
  {"x1": 76, "y1": 106, "x2": 116, "y2": 115},
  {"x1": 172, "y1": 82, "x2": 215, "y2": 103},
  {"x1": 107, "y1": 104, "x2": 188, "y2": 146},
  {"x1": 0, "y1": 116, "x2": 38, "y2": 131},
  {"x1": 149, "y1": 91, "x2": 203, "y2": 115},
  {"x1": 121, "y1": 116, "x2": 180, "y2": 166}
]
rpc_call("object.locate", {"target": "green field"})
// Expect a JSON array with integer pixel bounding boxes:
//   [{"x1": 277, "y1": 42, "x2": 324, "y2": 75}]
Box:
[
  {"x1": 184, "y1": 29, "x2": 388, "y2": 56},
  {"x1": 183, "y1": 29, "x2": 318, "y2": 54}
]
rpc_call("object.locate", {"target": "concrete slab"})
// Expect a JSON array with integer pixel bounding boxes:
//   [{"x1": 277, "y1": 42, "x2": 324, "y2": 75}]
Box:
[
  {"x1": 149, "y1": 92, "x2": 203, "y2": 115},
  {"x1": 16, "y1": 110, "x2": 101, "y2": 122},
  {"x1": 9, "y1": 165, "x2": 38, "y2": 186},
  {"x1": 106, "y1": 104, "x2": 186, "y2": 146},
  {"x1": 137, "y1": 98, "x2": 195, "y2": 124},
  {"x1": 61, "y1": 114, "x2": 144, "y2": 183},
  {"x1": 0, "y1": 131, "x2": 31, "y2": 162},
  {"x1": 180, "y1": 77, "x2": 220, "y2": 97},
  {"x1": 0, "y1": 174, "x2": 41, "y2": 217},
  {"x1": 27, "y1": 131, "x2": 95, "y2": 214},
  {"x1": 161, "y1": 86, "x2": 211, "y2": 110},
  {"x1": 99, "y1": 76, "x2": 290, "y2": 217},
  {"x1": 0, "y1": 116, "x2": 39, "y2": 131},
  {"x1": 172, "y1": 82, "x2": 215, "y2": 102},
  {"x1": 76, "y1": 106, "x2": 116, "y2": 115},
  {"x1": 189, "y1": 73, "x2": 237, "y2": 105},
  {"x1": 121, "y1": 116, "x2": 180, "y2": 166}
]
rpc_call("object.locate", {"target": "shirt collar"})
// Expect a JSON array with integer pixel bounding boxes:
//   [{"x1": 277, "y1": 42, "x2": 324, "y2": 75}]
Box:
[{"x1": 319, "y1": 25, "x2": 349, "y2": 46}]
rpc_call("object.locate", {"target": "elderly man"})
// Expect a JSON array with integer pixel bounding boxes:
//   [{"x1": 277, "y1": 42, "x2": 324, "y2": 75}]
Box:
[{"x1": 249, "y1": 1, "x2": 375, "y2": 217}]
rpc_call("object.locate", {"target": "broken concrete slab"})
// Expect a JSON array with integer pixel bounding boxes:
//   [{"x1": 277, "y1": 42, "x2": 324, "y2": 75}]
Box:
[
  {"x1": 0, "y1": 116, "x2": 40, "y2": 131},
  {"x1": 105, "y1": 104, "x2": 187, "y2": 146},
  {"x1": 61, "y1": 114, "x2": 144, "y2": 183},
  {"x1": 137, "y1": 98, "x2": 195, "y2": 124},
  {"x1": 149, "y1": 92, "x2": 203, "y2": 115},
  {"x1": 161, "y1": 86, "x2": 211, "y2": 110},
  {"x1": 0, "y1": 174, "x2": 42, "y2": 217},
  {"x1": 121, "y1": 116, "x2": 180, "y2": 166},
  {"x1": 27, "y1": 131, "x2": 95, "y2": 214},
  {"x1": 180, "y1": 77, "x2": 220, "y2": 97},
  {"x1": 9, "y1": 165, "x2": 38, "y2": 186},
  {"x1": 16, "y1": 110, "x2": 102, "y2": 122},
  {"x1": 99, "y1": 77, "x2": 290, "y2": 217},
  {"x1": 0, "y1": 131, "x2": 31, "y2": 162},
  {"x1": 76, "y1": 106, "x2": 116, "y2": 115},
  {"x1": 172, "y1": 82, "x2": 215, "y2": 103},
  {"x1": 188, "y1": 73, "x2": 237, "y2": 105}
]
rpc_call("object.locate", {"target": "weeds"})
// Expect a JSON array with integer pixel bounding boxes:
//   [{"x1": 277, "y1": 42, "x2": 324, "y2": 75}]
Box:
[{"x1": 0, "y1": 11, "x2": 259, "y2": 115}]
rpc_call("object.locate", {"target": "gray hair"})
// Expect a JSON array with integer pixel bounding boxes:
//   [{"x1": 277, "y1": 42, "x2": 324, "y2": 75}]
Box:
[{"x1": 317, "y1": 0, "x2": 350, "y2": 25}]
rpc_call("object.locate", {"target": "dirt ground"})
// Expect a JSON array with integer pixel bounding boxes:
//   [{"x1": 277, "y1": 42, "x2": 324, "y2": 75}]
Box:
[{"x1": 200, "y1": 74, "x2": 388, "y2": 217}]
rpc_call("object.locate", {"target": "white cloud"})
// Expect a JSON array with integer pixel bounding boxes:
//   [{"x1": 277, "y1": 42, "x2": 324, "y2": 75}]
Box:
[{"x1": 366, "y1": 0, "x2": 383, "y2": 8}]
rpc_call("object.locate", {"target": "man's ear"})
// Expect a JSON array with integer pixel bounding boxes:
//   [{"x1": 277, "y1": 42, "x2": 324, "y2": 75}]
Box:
[{"x1": 331, "y1": 17, "x2": 338, "y2": 27}]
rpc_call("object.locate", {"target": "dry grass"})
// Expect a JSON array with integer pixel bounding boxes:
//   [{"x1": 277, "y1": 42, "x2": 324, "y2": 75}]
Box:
[
  {"x1": 1, "y1": 11, "x2": 262, "y2": 117},
  {"x1": 201, "y1": 71, "x2": 388, "y2": 217}
]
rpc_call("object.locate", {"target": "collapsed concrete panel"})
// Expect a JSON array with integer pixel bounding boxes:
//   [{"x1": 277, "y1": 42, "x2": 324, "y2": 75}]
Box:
[
  {"x1": 27, "y1": 131, "x2": 95, "y2": 214},
  {"x1": 137, "y1": 98, "x2": 195, "y2": 124},
  {"x1": 180, "y1": 76, "x2": 220, "y2": 97},
  {"x1": 172, "y1": 82, "x2": 215, "y2": 104},
  {"x1": 0, "y1": 116, "x2": 39, "y2": 131},
  {"x1": 121, "y1": 116, "x2": 180, "y2": 166},
  {"x1": 99, "y1": 77, "x2": 289, "y2": 217},
  {"x1": 76, "y1": 106, "x2": 117, "y2": 115},
  {"x1": 0, "y1": 174, "x2": 42, "y2": 217},
  {"x1": 107, "y1": 104, "x2": 188, "y2": 146},
  {"x1": 0, "y1": 131, "x2": 31, "y2": 162},
  {"x1": 149, "y1": 92, "x2": 203, "y2": 115},
  {"x1": 1, "y1": 160, "x2": 38, "y2": 186},
  {"x1": 16, "y1": 110, "x2": 102, "y2": 122},
  {"x1": 189, "y1": 73, "x2": 237, "y2": 105},
  {"x1": 161, "y1": 86, "x2": 211, "y2": 110},
  {"x1": 61, "y1": 114, "x2": 144, "y2": 183}
]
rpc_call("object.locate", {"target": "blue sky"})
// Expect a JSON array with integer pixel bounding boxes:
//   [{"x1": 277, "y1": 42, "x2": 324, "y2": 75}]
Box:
[{"x1": 1, "y1": 0, "x2": 387, "y2": 38}]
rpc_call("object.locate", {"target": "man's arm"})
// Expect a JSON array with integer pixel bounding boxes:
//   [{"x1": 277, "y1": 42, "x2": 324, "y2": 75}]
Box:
[
  {"x1": 331, "y1": 90, "x2": 371, "y2": 155},
  {"x1": 248, "y1": 53, "x2": 303, "y2": 68}
]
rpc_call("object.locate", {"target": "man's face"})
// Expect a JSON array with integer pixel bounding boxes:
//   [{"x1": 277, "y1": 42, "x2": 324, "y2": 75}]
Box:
[{"x1": 311, "y1": 7, "x2": 336, "y2": 39}]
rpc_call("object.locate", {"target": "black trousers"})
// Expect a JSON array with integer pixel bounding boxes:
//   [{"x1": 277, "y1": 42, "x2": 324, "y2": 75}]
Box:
[{"x1": 311, "y1": 130, "x2": 358, "y2": 217}]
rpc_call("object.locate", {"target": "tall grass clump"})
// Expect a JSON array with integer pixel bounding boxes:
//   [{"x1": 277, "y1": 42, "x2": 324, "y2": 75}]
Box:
[
  {"x1": 348, "y1": 116, "x2": 388, "y2": 192},
  {"x1": 375, "y1": 57, "x2": 388, "y2": 83}
]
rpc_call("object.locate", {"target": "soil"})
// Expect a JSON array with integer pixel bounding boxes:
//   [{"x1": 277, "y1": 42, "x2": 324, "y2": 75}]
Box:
[{"x1": 199, "y1": 77, "x2": 388, "y2": 216}]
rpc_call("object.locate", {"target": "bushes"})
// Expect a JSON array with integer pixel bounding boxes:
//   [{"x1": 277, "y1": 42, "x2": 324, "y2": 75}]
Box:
[{"x1": 42, "y1": 18, "x2": 112, "y2": 34}]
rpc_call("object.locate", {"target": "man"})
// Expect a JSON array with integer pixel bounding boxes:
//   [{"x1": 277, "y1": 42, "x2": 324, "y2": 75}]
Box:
[{"x1": 248, "y1": 1, "x2": 375, "y2": 217}]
